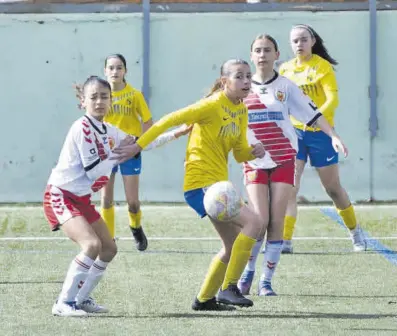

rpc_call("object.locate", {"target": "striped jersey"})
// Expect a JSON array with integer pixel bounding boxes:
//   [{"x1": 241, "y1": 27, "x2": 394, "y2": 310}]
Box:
[{"x1": 244, "y1": 72, "x2": 322, "y2": 169}]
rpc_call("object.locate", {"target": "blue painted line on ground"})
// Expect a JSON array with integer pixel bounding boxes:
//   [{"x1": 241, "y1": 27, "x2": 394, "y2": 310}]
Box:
[{"x1": 320, "y1": 207, "x2": 397, "y2": 266}]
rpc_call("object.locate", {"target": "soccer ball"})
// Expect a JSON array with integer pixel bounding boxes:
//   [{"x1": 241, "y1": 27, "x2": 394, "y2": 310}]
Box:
[{"x1": 203, "y1": 181, "x2": 244, "y2": 221}]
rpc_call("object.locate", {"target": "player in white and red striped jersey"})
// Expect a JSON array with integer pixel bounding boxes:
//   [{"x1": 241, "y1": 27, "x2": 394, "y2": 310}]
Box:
[
  {"x1": 44, "y1": 76, "x2": 190, "y2": 317},
  {"x1": 237, "y1": 35, "x2": 348, "y2": 296}
]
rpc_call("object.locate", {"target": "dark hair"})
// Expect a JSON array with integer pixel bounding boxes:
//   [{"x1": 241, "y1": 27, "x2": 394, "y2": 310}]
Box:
[
  {"x1": 104, "y1": 54, "x2": 127, "y2": 82},
  {"x1": 105, "y1": 53, "x2": 127, "y2": 68},
  {"x1": 293, "y1": 24, "x2": 338, "y2": 66},
  {"x1": 206, "y1": 59, "x2": 250, "y2": 97},
  {"x1": 250, "y1": 34, "x2": 279, "y2": 52},
  {"x1": 74, "y1": 76, "x2": 111, "y2": 109}
]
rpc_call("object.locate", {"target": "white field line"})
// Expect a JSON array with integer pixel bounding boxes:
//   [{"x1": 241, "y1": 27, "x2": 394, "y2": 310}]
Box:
[
  {"x1": 1, "y1": 204, "x2": 397, "y2": 211},
  {"x1": 0, "y1": 236, "x2": 397, "y2": 242}
]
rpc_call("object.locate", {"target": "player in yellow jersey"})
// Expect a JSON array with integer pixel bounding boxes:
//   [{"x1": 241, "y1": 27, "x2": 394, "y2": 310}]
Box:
[
  {"x1": 279, "y1": 25, "x2": 366, "y2": 253},
  {"x1": 112, "y1": 59, "x2": 267, "y2": 310},
  {"x1": 101, "y1": 54, "x2": 153, "y2": 251}
]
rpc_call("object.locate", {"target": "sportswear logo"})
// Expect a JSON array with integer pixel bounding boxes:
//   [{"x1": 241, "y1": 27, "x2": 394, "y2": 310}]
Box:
[
  {"x1": 223, "y1": 116, "x2": 230, "y2": 121},
  {"x1": 326, "y1": 156, "x2": 335, "y2": 162},
  {"x1": 134, "y1": 168, "x2": 140, "y2": 171}
]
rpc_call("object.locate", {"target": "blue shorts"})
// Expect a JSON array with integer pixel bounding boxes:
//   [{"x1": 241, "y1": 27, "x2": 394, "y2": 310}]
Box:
[
  {"x1": 295, "y1": 128, "x2": 338, "y2": 168},
  {"x1": 112, "y1": 155, "x2": 142, "y2": 175},
  {"x1": 184, "y1": 188, "x2": 207, "y2": 218}
]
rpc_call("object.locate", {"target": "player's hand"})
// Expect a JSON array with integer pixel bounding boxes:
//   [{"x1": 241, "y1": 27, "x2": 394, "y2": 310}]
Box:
[
  {"x1": 251, "y1": 143, "x2": 266, "y2": 159},
  {"x1": 174, "y1": 124, "x2": 193, "y2": 138},
  {"x1": 119, "y1": 135, "x2": 137, "y2": 146},
  {"x1": 111, "y1": 143, "x2": 142, "y2": 164},
  {"x1": 331, "y1": 136, "x2": 348, "y2": 158}
]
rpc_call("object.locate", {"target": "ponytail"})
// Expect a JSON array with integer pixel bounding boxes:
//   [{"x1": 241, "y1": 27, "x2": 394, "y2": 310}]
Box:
[
  {"x1": 73, "y1": 83, "x2": 84, "y2": 110},
  {"x1": 311, "y1": 29, "x2": 338, "y2": 66},
  {"x1": 206, "y1": 78, "x2": 223, "y2": 98}
]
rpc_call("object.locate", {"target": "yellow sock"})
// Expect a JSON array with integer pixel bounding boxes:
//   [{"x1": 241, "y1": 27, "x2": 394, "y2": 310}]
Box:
[
  {"x1": 101, "y1": 206, "x2": 115, "y2": 238},
  {"x1": 197, "y1": 257, "x2": 227, "y2": 302},
  {"x1": 221, "y1": 233, "x2": 256, "y2": 291},
  {"x1": 337, "y1": 204, "x2": 357, "y2": 230},
  {"x1": 283, "y1": 215, "x2": 297, "y2": 241},
  {"x1": 128, "y1": 209, "x2": 142, "y2": 229}
]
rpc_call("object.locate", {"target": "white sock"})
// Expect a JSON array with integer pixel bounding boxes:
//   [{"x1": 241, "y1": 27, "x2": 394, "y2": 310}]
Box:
[
  {"x1": 260, "y1": 240, "x2": 283, "y2": 283},
  {"x1": 58, "y1": 252, "x2": 94, "y2": 303},
  {"x1": 76, "y1": 259, "x2": 108, "y2": 305},
  {"x1": 245, "y1": 239, "x2": 263, "y2": 272}
]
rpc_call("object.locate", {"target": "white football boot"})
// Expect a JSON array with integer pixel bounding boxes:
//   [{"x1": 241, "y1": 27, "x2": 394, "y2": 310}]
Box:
[
  {"x1": 349, "y1": 224, "x2": 367, "y2": 252},
  {"x1": 52, "y1": 301, "x2": 88, "y2": 317}
]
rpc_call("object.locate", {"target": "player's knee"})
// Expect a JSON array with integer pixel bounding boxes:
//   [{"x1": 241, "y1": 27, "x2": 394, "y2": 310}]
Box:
[
  {"x1": 102, "y1": 240, "x2": 118, "y2": 262},
  {"x1": 82, "y1": 238, "x2": 102, "y2": 258},
  {"x1": 127, "y1": 201, "x2": 140, "y2": 213},
  {"x1": 219, "y1": 247, "x2": 231, "y2": 264},
  {"x1": 251, "y1": 214, "x2": 265, "y2": 237},
  {"x1": 101, "y1": 197, "x2": 114, "y2": 209},
  {"x1": 267, "y1": 219, "x2": 284, "y2": 239},
  {"x1": 290, "y1": 184, "x2": 300, "y2": 199},
  {"x1": 257, "y1": 216, "x2": 268, "y2": 239},
  {"x1": 324, "y1": 184, "x2": 342, "y2": 200}
]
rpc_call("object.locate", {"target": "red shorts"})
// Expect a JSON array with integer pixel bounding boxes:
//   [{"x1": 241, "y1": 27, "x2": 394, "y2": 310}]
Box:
[
  {"x1": 243, "y1": 159, "x2": 296, "y2": 186},
  {"x1": 43, "y1": 185, "x2": 100, "y2": 231}
]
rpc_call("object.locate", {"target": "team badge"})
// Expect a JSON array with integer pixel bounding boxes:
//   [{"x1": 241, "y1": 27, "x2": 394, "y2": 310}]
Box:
[
  {"x1": 108, "y1": 136, "x2": 115, "y2": 150},
  {"x1": 276, "y1": 90, "x2": 286, "y2": 102}
]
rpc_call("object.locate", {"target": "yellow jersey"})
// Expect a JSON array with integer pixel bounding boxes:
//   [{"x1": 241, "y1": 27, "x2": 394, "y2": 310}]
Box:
[
  {"x1": 279, "y1": 55, "x2": 338, "y2": 131},
  {"x1": 136, "y1": 91, "x2": 255, "y2": 191},
  {"x1": 104, "y1": 83, "x2": 152, "y2": 137}
]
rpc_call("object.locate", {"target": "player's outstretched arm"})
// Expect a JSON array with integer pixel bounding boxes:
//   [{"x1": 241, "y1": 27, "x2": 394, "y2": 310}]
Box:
[
  {"x1": 144, "y1": 124, "x2": 193, "y2": 151},
  {"x1": 112, "y1": 100, "x2": 213, "y2": 163}
]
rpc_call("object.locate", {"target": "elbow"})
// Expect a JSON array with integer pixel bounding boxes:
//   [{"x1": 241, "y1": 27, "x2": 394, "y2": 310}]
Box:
[
  {"x1": 232, "y1": 153, "x2": 243, "y2": 163},
  {"x1": 233, "y1": 153, "x2": 249, "y2": 163},
  {"x1": 327, "y1": 94, "x2": 339, "y2": 110}
]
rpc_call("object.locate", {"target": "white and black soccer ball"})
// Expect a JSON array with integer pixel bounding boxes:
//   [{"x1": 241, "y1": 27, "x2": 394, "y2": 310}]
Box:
[{"x1": 203, "y1": 181, "x2": 244, "y2": 221}]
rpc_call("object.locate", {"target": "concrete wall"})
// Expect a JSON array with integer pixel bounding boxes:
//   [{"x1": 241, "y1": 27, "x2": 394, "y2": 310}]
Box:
[{"x1": 0, "y1": 11, "x2": 391, "y2": 203}]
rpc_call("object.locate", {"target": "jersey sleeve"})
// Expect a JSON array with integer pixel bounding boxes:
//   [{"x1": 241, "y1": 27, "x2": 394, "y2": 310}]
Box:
[
  {"x1": 136, "y1": 99, "x2": 214, "y2": 149},
  {"x1": 318, "y1": 66, "x2": 339, "y2": 115},
  {"x1": 287, "y1": 80, "x2": 322, "y2": 127},
  {"x1": 144, "y1": 130, "x2": 176, "y2": 151},
  {"x1": 73, "y1": 123, "x2": 115, "y2": 181},
  {"x1": 232, "y1": 112, "x2": 255, "y2": 163},
  {"x1": 136, "y1": 91, "x2": 152, "y2": 123}
]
